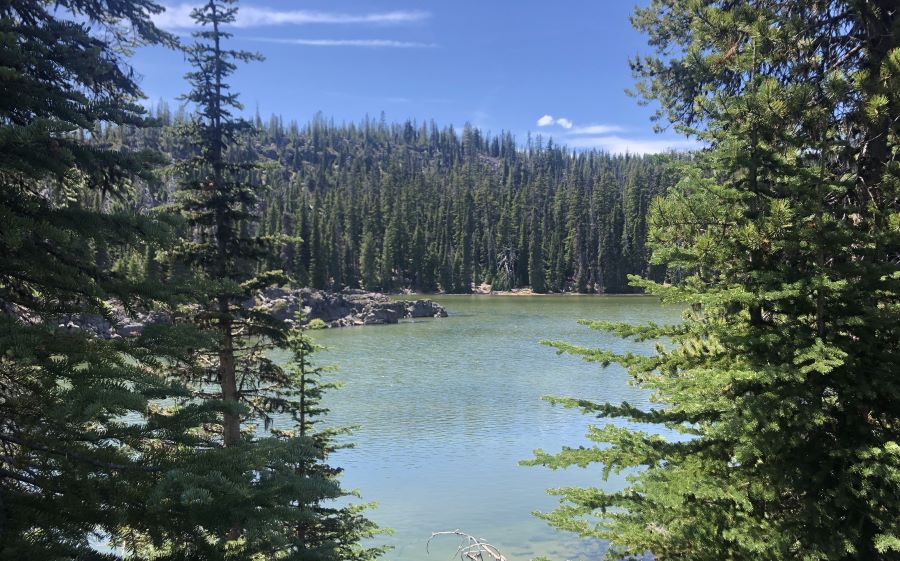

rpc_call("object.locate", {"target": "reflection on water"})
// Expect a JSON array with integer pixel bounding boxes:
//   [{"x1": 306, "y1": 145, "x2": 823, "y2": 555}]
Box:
[{"x1": 275, "y1": 295, "x2": 680, "y2": 561}]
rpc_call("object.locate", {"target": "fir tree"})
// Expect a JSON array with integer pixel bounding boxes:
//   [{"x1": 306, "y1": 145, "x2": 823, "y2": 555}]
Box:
[
  {"x1": 527, "y1": 2, "x2": 900, "y2": 560},
  {"x1": 277, "y1": 323, "x2": 387, "y2": 561},
  {"x1": 359, "y1": 226, "x2": 379, "y2": 290},
  {"x1": 0, "y1": 1, "x2": 220, "y2": 558},
  {"x1": 529, "y1": 211, "x2": 547, "y2": 293},
  {"x1": 168, "y1": 2, "x2": 384, "y2": 558},
  {"x1": 173, "y1": 0, "x2": 273, "y2": 452}
]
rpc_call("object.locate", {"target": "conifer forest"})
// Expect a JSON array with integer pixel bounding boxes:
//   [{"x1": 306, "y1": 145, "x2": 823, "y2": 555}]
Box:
[
  {"x1": 109, "y1": 111, "x2": 679, "y2": 294},
  {"x1": 1, "y1": 1, "x2": 897, "y2": 561}
]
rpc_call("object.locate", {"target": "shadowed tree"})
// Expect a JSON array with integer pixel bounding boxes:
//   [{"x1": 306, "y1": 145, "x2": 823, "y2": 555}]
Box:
[{"x1": 0, "y1": 1, "x2": 227, "y2": 559}]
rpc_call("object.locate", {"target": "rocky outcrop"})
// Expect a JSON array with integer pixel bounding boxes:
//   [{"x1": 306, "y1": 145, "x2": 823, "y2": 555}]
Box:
[
  {"x1": 250, "y1": 287, "x2": 447, "y2": 328},
  {"x1": 57, "y1": 288, "x2": 447, "y2": 338}
]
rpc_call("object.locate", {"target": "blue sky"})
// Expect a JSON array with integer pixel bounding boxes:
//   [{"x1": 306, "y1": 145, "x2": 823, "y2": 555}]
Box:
[{"x1": 134, "y1": 1, "x2": 697, "y2": 154}]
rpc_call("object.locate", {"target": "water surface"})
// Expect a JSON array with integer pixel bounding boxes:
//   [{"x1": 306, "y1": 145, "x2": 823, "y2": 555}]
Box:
[{"x1": 307, "y1": 295, "x2": 680, "y2": 561}]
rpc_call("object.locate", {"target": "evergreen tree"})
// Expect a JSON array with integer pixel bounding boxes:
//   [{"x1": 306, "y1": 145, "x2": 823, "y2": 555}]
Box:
[
  {"x1": 0, "y1": 1, "x2": 220, "y2": 558},
  {"x1": 380, "y1": 212, "x2": 399, "y2": 292},
  {"x1": 359, "y1": 226, "x2": 379, "y2": 290},
  {"x1": 308, "y1": 204, "x2": 327, "y2": 288},
  {"x1": 528, "y1": 212, "x2": 546, "y2": 293},
  {"x1": 168, "y1": 2, "x2": 383, "y2": 558},
  {"x1": 277, "y1": 324, "x2": 386, "y2": 561},
  {"x1": 173, "y1": 0, "x2": 272, "y2": 453},
  {"x1": 528, "y1": 2, "x2": 900, "y2": 560},
  {"x1": 410, "y1": 224, "x2": 430, "y2": 291},
  {"x1": 565, "y1": 177, "x2": 590, "y2": 293}
]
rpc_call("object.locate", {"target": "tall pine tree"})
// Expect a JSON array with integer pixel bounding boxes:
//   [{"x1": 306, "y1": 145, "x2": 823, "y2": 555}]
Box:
[
  {"x1": 528, "y1": 2, "x2": 900, "y2": 560},
  {"x1": 167, "y1": 2, "x2": 384, "y2": 558}
]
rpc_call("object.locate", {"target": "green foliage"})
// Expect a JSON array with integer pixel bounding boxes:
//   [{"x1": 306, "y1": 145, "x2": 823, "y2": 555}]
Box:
[
  {"x1": 529, "y1": 1, "x2": 900, "y2": 560},
  {"x1": 0, "y1": 1, "x2": 221, "y2": 559},
  {"x1": 169, "y1": 0, "x2": 280, "y2": 447},
  {"x1": 157, "y1": 2, "x2": 384, "y2": 559},
  {"x1": 111, "y1": 111, "x2": 683, "y2": 294},
  {"x1": 278, "y1": 323, "x2": 388, "y2": 561}
]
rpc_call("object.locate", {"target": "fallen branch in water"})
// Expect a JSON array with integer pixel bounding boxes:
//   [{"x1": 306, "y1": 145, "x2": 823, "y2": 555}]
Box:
[{"x1": 428, "y1": 529, "x2": 507, "y2": 561}]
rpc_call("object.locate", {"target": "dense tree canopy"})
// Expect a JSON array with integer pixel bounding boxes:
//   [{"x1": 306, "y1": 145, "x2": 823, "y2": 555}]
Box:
[
  {"x1": 529, "y1": 1, "x2": 899, "y2": 560},
  {"x1": 106, "y1": 112, "x2": 682, "y2": 294}
]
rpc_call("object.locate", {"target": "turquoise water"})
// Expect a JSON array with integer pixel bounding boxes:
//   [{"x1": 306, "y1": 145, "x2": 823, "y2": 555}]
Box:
[{"x1": 304, "y1": 295, "x2": 681, "y2": 561}]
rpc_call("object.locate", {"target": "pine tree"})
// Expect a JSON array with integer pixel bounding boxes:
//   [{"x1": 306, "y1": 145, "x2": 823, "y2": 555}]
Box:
[
  {"x1": 380, "y1": 213, "x2": 399, "y2": 292},
  {"x1": 0, "y1": 1, "x2": 220, "y2": 558},
  {"x1": 527, "y1": 2, "x2": 900, "y2": 560},
  {"x1": 173, "y1": 0, "x2": 272, "y2": 453},
  {"x1": 309, "y1": 203, "x2": 327, "y2": 288},
  {"x1": 168, "y1": 2, "x2": 383, "y2": 558},
  {"x1": 565, "y1": 178, "x2": 590, "y2": 293},
  {"x1": 277, "y1": 324, "x2": 386, "y2": 561},
  {"x1": 528, "y1": 211, "x2": 546, "y2": 293},
  {"x1": 359, "y1": 226, "x2": 379, "y2": 290}
]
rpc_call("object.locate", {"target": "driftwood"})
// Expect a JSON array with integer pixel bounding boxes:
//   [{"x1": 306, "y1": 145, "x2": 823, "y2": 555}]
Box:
[
  {"x1": 428, "y1": 530, "x2": 507, "y2": 561},
  {"x1": 496, "y1": 246, "x2": 517, "y2": 290}
]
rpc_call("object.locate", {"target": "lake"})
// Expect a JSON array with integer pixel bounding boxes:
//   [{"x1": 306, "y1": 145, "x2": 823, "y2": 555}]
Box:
[{"x1": 304, "y1": 295, "x2": 681, "y2": 561}]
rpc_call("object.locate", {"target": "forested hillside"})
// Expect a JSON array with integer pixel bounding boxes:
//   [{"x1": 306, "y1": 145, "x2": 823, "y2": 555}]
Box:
[{"x1": 108, "y1": 109, "x2": 682, "y2": 293}]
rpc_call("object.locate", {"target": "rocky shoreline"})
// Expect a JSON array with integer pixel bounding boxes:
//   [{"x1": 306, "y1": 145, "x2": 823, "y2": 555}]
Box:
[
  {"x1": 253, "y1": 287, "x2": 447, "y2": 328},
  {"x1": 58, "y1": 288, "x2": 447, "y2": 338}
]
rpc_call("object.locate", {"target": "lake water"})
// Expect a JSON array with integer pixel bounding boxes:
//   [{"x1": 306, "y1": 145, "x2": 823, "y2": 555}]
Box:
[{"x1": 304, "y1": 295, "x2": 681, "y2": 561}]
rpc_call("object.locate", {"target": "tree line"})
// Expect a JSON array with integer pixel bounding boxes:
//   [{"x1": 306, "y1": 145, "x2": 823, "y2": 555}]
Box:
[{"x1": 102, "y1": 109, "x2": 683, "y2": 293}]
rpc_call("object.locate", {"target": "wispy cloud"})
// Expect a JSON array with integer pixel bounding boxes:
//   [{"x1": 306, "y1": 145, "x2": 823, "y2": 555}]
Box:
[
  {"x1": 566, "y1": 135, "x2": 701, "y2": 155},
  {"x1": 533, "y1": 114, "x2": 695, "y2": 154},
  {"x1": 155, "y1": 4, "x2": 430, "y2": 29},
  {"x1": 248, "y1": 37, "x2": 435, "y2": 48},
  {"x1": 570, "y1": 124, "x2": 624, "y2": 135}
]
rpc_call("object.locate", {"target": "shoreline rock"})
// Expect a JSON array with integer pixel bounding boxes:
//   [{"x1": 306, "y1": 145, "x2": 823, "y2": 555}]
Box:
[
  {"x1": 56, "y1": 288, "x2": 447, "y2": 338},
  {"x1": 252, "y1": 287, "x2": 447, "y2": 328}
]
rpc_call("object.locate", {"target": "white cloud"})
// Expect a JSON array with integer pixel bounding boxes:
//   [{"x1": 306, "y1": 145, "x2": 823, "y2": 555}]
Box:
[
  {"x1": 533, "y1": 117, "x2": 700, "y2": 153},
  {"x1": 155, "y1": 4, "x2": 430, "y2": 29},
  {"x1": 250, "y1": 37, "x2": 435, "y2": 48},
  {"x1": 536, "y1": 114, "x2": 576, "y2": 129},
  {"x1": 571, "y1": 124, "x2": 624, "y2": 135},
  {"x1": 565, "y1": 135, "x2": 701, "y2": 155},
  {"x1": 152, "y1": 5, "x2": 194, "y2": 28}
]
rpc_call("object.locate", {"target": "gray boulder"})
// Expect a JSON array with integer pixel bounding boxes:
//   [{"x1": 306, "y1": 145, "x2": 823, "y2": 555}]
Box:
[{"x1": 408, "y1": 299, "x2": 448, "y2": 318}]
